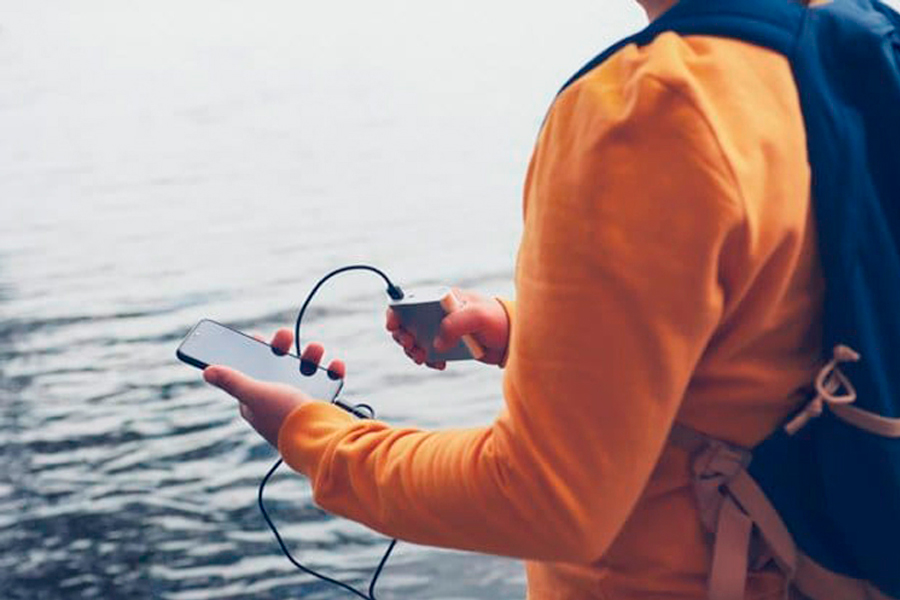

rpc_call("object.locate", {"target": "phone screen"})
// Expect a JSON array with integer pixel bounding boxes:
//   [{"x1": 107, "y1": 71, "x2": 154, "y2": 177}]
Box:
[{"x1": 176, "y1": 319, "x2": 343, "y2": 402}]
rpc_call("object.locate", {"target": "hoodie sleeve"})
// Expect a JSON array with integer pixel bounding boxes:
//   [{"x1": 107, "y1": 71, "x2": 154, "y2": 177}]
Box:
[{"x1": 277, "y1": 68, "x2": 743, "y2": 563}]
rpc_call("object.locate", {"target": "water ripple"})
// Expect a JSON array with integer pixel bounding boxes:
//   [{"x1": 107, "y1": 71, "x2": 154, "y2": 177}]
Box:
[{"x1": 0, "y1": 0, "x2": 542, "y2": 596}]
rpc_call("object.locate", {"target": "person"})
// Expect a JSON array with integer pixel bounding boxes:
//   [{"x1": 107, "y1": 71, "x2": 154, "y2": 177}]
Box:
[{"x1": 202, "y1": 0, "x2": 825, "y2": 596}]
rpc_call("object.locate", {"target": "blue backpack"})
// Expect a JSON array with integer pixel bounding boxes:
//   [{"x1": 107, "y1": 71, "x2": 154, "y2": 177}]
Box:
[{"x1": 560, "y1": 0, "x2": 900, "y2": 598}]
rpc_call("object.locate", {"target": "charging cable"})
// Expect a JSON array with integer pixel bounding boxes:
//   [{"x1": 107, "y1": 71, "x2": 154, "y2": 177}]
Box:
[{"x1": 257, "y1": 265, "x2": 403, "y2": 600}]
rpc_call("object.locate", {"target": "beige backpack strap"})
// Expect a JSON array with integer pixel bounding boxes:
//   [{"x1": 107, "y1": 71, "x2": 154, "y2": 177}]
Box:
[
  {"x1": 785, "y1": 344, "x2": 900, "y2": 438},
  {"x1": 670, "y1": 419, "x2": 900, "y2": 600},
  {"x1": 668, "y1": 423, "x2": 798, "y2": 600},
  {"x1": 708, "y1": 495, "x2": 754, "y2": 600},
  {"x1": 726, "y1": 469, "x2": 797, "y2": 579}
]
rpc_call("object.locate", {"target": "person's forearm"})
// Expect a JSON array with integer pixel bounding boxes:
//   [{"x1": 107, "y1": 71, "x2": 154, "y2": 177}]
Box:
[{"x1": 279, "y1": 401, "x2": 603, "y2": 562}]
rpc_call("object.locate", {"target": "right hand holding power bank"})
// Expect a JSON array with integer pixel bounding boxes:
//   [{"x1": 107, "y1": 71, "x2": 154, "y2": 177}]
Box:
[{"x1": 386, "y1": 287, "x2": 511, "y2": 370}]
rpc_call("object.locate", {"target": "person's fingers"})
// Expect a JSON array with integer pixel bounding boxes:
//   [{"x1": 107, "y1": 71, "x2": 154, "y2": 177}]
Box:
[
  {"x1": 300, "y1": 342, "x2": 325, "y2": 364},
  {"x1": 392, "y1": 329, "x2": 430, "y2": 365},
  {"x1": 434, "y1": 305, "x2": 488, "y2": 352},
  {"x1": 327, "y1": 359, "x2": 346, "y2": 380},
  {"x1": 300, "y1": 342, "x2": 325, "y2": 375},
  {"x1": 405, "y1": 345, "x2": 426, "y2": 365},
  {"x1": 204, "y1": 365, "x2": 293, "y2": 411},
  {"x1": 204, "y1": 365, "x2": 311, "y2": 448},
  {"x1": 270, "y1": 328, "x2": 293, "y2": 355},
  {"x1": 450, "y1": 287, "x2": 470, "y2": 304},
  {"x1": 451, "y1": 287, "x2": 482, "y2": 306},
  {"x1": 386, "y1": 308, "x2": 402, "y2": 332},
  {"x1": 392, "y1": 330, "x2": 416, "y2": 351},
  {"x1": 252, "y1": 332, "x2": 266, "y2": 343}
]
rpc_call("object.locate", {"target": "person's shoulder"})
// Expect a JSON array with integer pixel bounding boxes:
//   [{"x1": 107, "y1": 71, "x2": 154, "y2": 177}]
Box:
[
  {"x1": 543, "y1": 34, "x2": 752, "y2": 178},
  {"x1": 541, "y1": 32, "x2": 799, "y2": 210},
  {"x1": 559, "y1": 32, "x2": 792, "y2": 116},
  {"x1": 545, "y1": 34, "x2": 724, "y2": 151},
  {"x1": 527, "y1": 34, "x2": 784, "y2": 226}
]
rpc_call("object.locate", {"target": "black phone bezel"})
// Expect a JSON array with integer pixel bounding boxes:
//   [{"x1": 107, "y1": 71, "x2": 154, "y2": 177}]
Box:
[{"x1": 176, "y1": 319, "x2": 345, "y2": 397}]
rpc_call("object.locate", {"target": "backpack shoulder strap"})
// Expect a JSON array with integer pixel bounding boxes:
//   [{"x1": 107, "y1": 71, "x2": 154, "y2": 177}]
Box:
[
  {"x1": 558, "y1": 0, "x2": 803, "y2": 96},
  {"x1": 669, "y1": 420, "x2": 900, "y2": 600},
  {"x1": 669, "y1": 423, "x2": 798, "y2": 600}
]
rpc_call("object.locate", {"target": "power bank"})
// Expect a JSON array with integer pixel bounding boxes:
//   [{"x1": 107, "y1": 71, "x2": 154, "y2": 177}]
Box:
[{"x1": 389, "y1": 286, "x2": 485, "y2": 362}]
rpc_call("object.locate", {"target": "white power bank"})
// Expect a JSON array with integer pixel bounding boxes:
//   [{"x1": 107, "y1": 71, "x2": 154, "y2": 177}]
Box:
[{"x1": 389, "y1": 286, "x2": 485, "y2": 362}]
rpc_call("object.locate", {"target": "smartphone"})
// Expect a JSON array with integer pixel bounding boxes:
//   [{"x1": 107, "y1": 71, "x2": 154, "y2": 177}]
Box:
[
  {"x1": 176, "y1": 319, "x2": 343, "y2": 402},
  {"x1": 389, "y1": 286, "x2": 484, "y2": 362}
]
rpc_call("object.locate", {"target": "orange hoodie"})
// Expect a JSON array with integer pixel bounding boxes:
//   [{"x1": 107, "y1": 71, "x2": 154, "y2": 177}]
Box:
[{"x1": 277, "y1": 32, "x2": 824, "y2": 599}]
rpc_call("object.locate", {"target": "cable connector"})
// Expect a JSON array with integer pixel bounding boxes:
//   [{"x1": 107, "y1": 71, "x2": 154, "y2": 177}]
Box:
[
  {"x1": 293, "y1": 264, "x2": 404, "y2": 356},
  {"x1": 386, "y1": 283, "x2": 404, "y2": 301}
]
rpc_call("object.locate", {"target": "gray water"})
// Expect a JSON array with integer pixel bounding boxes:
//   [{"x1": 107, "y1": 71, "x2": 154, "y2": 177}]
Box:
[{"x1": 0, "y1": 2, "x2": 646, "y2": 598}]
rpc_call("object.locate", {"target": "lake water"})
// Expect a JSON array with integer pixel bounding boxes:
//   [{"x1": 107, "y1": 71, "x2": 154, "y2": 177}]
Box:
[{"x1": 0, "y1": 2, "x2": 645, "y2": 598}]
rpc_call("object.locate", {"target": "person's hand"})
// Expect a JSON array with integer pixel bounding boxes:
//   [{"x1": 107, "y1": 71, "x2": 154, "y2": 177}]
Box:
[
  {"x1": 202, "y1": 328, "x2": 346, "y2": 448},
  {"x1": 385, "y1": 288, "x2": 511, "y2": 370}
]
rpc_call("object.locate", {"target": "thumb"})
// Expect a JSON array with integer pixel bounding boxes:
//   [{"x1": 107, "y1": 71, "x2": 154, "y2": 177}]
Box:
[
  {"x1": 203, "y1": 365, "x2": 293, "y2": 410},
  {"x1": 434, "y1": 305, "x2": 488, "y2": 351}
]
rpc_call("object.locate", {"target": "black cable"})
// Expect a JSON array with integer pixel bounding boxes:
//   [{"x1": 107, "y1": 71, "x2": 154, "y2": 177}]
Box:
[
  {"x1": 258, "y1": 459, "x2": 397, "y2": 600},
  {"x1": 293, "y1": 264, "x2": 404, "y2": 358},
  {"x1": 258, "y1": 265, "x2": 403, "y2": 600}
]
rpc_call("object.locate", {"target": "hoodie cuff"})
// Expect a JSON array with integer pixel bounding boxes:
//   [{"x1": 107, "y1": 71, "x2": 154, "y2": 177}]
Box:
[
  {"x1": 277, "y1": 401, "x2": 356, "y2": 478},
  {"x1": 495, "y1": 297, "x2": 515, "y2": 368}
]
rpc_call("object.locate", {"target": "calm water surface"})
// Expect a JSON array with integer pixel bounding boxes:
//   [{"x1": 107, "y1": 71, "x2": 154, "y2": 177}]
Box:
[{"x1": 0, "y1": 2, "x2": 644, "y2": 598}]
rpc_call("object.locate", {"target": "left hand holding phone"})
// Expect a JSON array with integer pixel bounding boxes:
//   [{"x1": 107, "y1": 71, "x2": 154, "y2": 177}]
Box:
[{"x1": 203, "y1": 328, "x2": 346, "y2": 448}]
